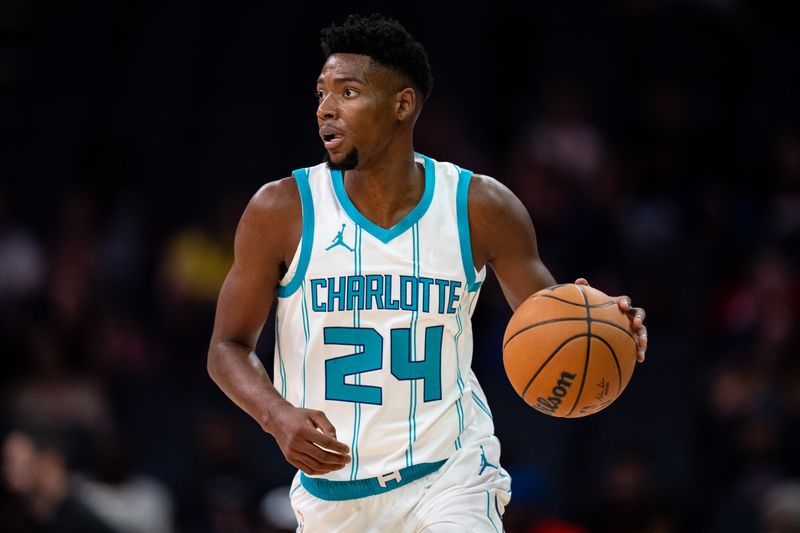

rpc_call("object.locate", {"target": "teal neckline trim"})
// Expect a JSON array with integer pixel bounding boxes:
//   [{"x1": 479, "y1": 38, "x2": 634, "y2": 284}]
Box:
[
  {"x1": 300, "y1": 459, "x2": 445, "y2": 501},
  {"x1": 276, "y1": 168, "x2": 314, "y2": 298},
  {"x1": 456, "y1": 166, "x2": 482, "y2": 292},
  {"x1": 330, "y1": 153, "x2": 435, "y2": 244}
]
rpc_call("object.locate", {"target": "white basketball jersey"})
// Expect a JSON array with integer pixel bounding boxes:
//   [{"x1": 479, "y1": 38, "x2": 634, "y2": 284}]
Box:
[{"x1": 274, "y1": 152, "x2": 496, "y2": 482}]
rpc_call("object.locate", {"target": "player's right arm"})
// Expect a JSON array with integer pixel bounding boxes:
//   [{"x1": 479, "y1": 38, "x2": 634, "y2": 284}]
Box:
[{"x1": 207, "y1": 177, "x2": 350, "y2": 475}]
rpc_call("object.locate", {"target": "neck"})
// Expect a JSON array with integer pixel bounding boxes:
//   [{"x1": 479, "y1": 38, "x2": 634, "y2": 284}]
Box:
[{"x1": 342, "y1": 143, "x2": 424, "y2": 229}]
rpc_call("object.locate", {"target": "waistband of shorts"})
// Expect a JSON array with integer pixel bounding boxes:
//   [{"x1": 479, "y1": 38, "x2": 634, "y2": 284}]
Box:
[{"x1": 299, "y1": 459, "x2": 447, "y2": 501}]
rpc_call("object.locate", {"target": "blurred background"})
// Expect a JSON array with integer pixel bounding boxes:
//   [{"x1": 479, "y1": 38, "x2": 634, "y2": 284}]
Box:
[{"x1": 1, "y1": 1, "x2": 799, "y2": 532}]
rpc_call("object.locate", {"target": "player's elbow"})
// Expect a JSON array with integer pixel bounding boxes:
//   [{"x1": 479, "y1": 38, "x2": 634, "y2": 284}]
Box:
[{"x1": 206, "y1": 342, "x2": 224, "y2": 384}]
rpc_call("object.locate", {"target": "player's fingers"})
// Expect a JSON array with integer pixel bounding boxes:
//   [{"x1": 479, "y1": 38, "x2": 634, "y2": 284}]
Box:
[
  {"x1": 289, "y1": 455, "x2": 318, "y2": 475},
  {"x1": 630, "y1": 306, "x2": 646, "y2": 328},
  {"x1": 305, "y1": 427, "x2": 350, "y2": 455},
  {"x1": 296, "y1": 452, "x2": 341, "y2": 475},
  {"x1": 288, "y1": 450, "x2": 322, "y2": 474},
  {"x1": 574, "y1": 278, "x2": 589, "y2": 286},
  {"x1": 638, "y1": 324, "x2": 648, "y2": 347},
  {"x1": 637, "y1": 325, "x2": 648, "y2": 362},
  {"x1": 300, "y1": 441, "x2": 350, "y2": 467},
  {"x1": 617, "y1": 295, "x2": 632, "y2": 313},
  {"x1": 308, "y1": 410, "x2": 338, "y2": 439}
]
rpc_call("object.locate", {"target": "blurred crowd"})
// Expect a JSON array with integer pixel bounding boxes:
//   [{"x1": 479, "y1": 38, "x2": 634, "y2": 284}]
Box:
[{"x1": 1, "y1": 1, "x2": 799, "y2": 532}]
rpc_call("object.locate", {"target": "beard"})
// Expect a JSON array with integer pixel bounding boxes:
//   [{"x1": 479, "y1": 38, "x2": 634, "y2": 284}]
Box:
[{"x1": 324, "y1": 148, "x2": 359, "y2": 171}]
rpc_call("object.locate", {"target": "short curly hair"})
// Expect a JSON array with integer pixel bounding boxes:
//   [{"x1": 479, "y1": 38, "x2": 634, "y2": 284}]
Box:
[{"x1": 320, "y1": 14, "x2": 434, "y2": 101}]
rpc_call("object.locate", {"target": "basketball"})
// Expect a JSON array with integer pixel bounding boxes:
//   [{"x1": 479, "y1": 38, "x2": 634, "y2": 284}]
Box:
[{"x1": 502, "y1": 283, "x2": 638, "y2": 418}]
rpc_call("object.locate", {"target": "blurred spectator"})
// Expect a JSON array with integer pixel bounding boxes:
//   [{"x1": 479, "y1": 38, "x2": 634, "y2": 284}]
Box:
[
  {"x1": 159, "y1": 194, "x2": 240, "y2": 308},
  {"x1": 1, "y1": 428, "x2": 115, "y2": 533},
  {"x1": 96, "y1": 197, "x2": 147, "y2": 300},
  {"x1": 160, "y1": 227, "x2": 231, "y2": 304},
  {"x1": 8, "y1": 325, "x2": 112, "y2": 441},
  {"x1": 583, "y1": 450, "x2": 685, "y2": 533},
  {"x1": 0, "y1": 188, "x2": 46, "y2": 303},
  {"x1": 48, "y1": 188, "x2": 100, "y2": 330},
  {"x1": 717, "y1": 248, "x2": 798, "y2": 350},
  {"x1": 178, "y1": 409, "x2": 264, "y2": 533},
  {"x1": 73, "y1": 431, "x2": 175, "y2": 533},
  {"x1": 769, "y1": 132, "x2": 800, "y2": 248},
  {"x1": 259, "y1": 485, "x2": 296, "y2": 533},
  {"x1": 522, "y1": 85, "x2": 605, "y2": 185},
  {"x1": 86, "y1": 311, "x2": 165, "y2": 378},
  {"x1": 762, "y1": 480, "x2": 800, "y2": 533},
  {"x1": 156, "y1": 197, "x2": 238, "y2": 372}
]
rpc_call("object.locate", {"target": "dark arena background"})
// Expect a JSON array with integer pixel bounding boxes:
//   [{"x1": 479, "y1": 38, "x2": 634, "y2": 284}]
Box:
[{"x1": 2, "y1": 2, "x2": 799, "y2": 532}]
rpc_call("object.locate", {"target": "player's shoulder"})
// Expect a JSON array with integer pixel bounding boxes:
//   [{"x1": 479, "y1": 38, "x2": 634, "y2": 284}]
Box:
[
  {"x1": 237, "y1": 176, "x2": 303, "y2": 265},
  {"x1": 466, "y1": 173, "x2": 521, "y2": 214},
  {"x1": 462, "y1": 171, "x2": 535, "y2": 267},
  {"x1": 246, "y1": 176, "x2": 302, "y2": 223},
  {"x1": 464, "y1": 171, "x2": 531, "y2": 240},
  {"x1": 433, "y1": 156, "x2": 521, "y2": 215},
  {"x1": 237, "y1": 176, "x2": 303, "y2": 251},
  {"x1": 247, "y1": 160, "x2": 330, "y2": 215}
]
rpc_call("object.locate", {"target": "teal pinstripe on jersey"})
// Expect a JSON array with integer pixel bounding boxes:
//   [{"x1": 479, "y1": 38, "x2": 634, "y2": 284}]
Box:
[
  {"x1": 275, "y1": 315, "x2": 286, "y2": 398},
  {"x1": 350, "y1": 224, "x2": 362, "y2": 480}
]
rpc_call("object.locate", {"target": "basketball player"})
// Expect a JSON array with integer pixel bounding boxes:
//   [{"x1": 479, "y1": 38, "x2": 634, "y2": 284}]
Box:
[{"x1": 207, "y1": 14, "x2": 647, "y2": 532}]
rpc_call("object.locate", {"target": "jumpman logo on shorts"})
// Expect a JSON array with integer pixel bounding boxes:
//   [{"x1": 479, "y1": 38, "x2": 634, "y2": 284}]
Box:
[
  {"x1": 325, "y1": 223, "x2": 354, "y2": 252},
  {"x1": 479, "y1": 445, "x2": 499, "y2": 475}
]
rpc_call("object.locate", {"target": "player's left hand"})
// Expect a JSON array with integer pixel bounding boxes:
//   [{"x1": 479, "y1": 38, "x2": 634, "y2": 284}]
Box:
[{"x1": 575, "y1": 278, "x2": 648, "y2": 363}]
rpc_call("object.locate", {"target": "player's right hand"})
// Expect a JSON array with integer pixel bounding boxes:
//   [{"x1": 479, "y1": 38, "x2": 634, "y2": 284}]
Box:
[{"x1": 266, "y1": 405, "x2": 351, "y2": 475}]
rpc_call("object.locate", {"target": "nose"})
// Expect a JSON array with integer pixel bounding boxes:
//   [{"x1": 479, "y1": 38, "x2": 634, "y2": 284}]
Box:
[{"x1": 316, "y1": 93, "x2": 337, "y2": 121}]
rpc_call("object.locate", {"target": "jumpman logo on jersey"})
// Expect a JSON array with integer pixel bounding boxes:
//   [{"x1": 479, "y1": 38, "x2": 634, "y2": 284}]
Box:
[
  {"x1": 325, "y1": 223, "x2": 354, "y2": 252},
  {"x1": 479, "y1": 445, "x2": 499, "y2": 475}
]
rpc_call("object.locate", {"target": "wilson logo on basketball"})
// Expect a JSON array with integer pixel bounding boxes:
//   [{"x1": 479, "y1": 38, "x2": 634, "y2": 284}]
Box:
[
  {"x1": 535, "y1": 371, "x2": 576, "y2": 414},
  {"x1": 595, "y1": 377, "x2": 610, "y2": 401}
]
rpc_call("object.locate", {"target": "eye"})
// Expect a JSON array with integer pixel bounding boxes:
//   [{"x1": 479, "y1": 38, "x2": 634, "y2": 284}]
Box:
[
  {"x1": 315, "y1": 90, "x2": 325, "y2": 102},
  {"x1": 343, "y1": 88, "x2": 358, "y2": 98}
]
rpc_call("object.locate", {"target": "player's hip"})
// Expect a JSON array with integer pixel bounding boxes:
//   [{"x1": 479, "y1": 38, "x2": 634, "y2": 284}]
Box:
[{"x1": 289, "y1": 435, "x2": 510, "y2": 532}]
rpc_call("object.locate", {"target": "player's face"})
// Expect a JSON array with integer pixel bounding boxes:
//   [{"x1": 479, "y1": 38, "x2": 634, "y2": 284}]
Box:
[{"x1": 316, "y1": 54, "x2": 400, "y2": 170}]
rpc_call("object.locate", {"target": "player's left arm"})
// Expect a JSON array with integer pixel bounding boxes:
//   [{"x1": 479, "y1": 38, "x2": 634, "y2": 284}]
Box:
[{"x1": 467, "y1": 174, "x2": 648, "y2": 362}]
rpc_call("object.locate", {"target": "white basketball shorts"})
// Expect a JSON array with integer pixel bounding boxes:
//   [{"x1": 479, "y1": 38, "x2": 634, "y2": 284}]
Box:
[{"x1": 289, "y1": 435, "x2": 512, "y2": 533}]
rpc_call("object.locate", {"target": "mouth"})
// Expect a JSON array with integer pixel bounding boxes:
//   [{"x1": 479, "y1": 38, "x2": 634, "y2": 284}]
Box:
[
  {"x1": 322, "y1": 133, "x2": 344, "y2": 149},
  {"x1": 320, "y1": 125, "x2": 345, "y2": 150}
]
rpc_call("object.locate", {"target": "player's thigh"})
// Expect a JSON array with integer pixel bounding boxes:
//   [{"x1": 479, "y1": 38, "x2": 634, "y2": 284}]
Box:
[
  {"x1": 290, "y1": 485, "x2": 360, "y2": 533},
  {"x1": 417, "y1": 488, "x2": 507, "y2": 533},
  {"x1": 288, "y1": 474, "x2": 358, "y2": 533},
  {"x1": 289, "y1": 471, "x2": 421, "y2": 533},
  {"x1": 414, "y1": 437, "x2": 510, "y2": 532}
]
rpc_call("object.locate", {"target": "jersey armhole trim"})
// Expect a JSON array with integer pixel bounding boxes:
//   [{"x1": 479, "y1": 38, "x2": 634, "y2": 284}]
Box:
[
  {"x1": 456, "y1": 167, "x2": 482, "y2": 292},
  {"x1": 276, "y1": 167, "x2": 314, "y2": 298}
]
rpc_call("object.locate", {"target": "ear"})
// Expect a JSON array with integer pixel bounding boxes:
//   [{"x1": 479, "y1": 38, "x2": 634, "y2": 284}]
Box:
[{"x1": 395, "y1": 88, "x2": 417, "y2": 121}]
